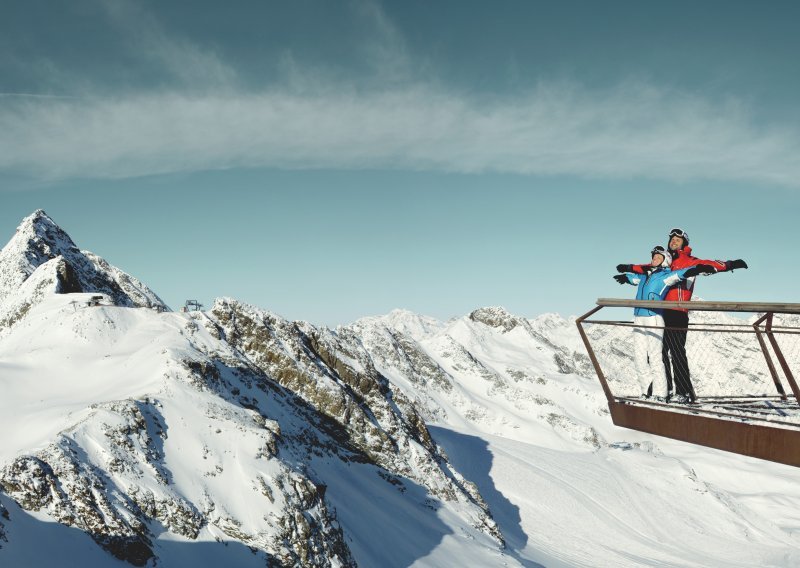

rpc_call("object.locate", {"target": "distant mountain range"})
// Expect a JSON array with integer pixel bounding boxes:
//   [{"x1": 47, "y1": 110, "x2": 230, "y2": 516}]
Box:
[{"x1": 0, "y1": 211, "x2": 798, "y2": 567}]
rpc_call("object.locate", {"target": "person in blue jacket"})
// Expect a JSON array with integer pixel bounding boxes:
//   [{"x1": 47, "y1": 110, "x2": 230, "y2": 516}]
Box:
[{"x1": 613, "y1": 246, "x2": 716, "y2": 401}]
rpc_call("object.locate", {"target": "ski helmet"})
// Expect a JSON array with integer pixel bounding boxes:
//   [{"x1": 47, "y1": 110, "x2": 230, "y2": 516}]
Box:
[
  {"x1": 668, "y1": 227, "x2": 689, "y2": 247},
  {"x1": 651, "y1": 245, "x2": 671, "y2": 268}
]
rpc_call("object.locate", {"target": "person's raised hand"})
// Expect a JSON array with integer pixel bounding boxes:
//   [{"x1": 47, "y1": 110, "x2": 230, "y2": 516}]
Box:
[{"x1": 726, "y1": 259, "x2": 748, "y2": 270}]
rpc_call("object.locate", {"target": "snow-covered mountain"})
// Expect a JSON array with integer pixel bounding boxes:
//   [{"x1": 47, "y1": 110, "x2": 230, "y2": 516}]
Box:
[
  {"x1": 0, "y1": 212, "x2": 502, "y2": 567},
  {"x1": 1, "y1": 211, "x2": 799, "y2": 567},
  {"x1": 345, "y1": 306, "x2": 800, "y2": 567},
  {"x1": 0, "y1": 210, "x2": 166, "y2": 334}
]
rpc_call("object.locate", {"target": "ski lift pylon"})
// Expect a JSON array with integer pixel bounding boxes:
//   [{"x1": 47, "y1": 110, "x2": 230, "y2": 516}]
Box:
[{"x1": 183, "y1": 300, "x2": 204, "y2": 312}]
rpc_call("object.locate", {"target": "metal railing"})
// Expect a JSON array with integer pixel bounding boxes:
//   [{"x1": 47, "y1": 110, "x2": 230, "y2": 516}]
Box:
[
  {"x1": 576, "y1": 300, "x2": 800, "y2": 407},
  {"x1": 575, "y1": 300, "x2": 800, "y2": 466}
]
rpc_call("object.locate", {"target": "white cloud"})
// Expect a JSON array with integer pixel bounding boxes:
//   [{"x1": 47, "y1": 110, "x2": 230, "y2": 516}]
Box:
[
  {"x1": 1, "y1": 1, "x2": 797, "y2": 187},
  {"x1": 1, "y1": 80, "x2": 798, "y2": 186}
]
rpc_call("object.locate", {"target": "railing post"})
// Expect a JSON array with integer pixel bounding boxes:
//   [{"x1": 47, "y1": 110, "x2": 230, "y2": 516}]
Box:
[
  {"x1": 753, "y1": 313, "x2": 788, "y2": 400},
  {"x1": 765, "y1": 312, "x2": 800, "y2": 405},
  {"x1": 576, "y1": 306, "x2": 615, "y2": 403}
]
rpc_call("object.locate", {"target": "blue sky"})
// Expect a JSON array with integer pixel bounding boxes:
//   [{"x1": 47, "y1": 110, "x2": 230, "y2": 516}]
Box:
[{"x1": 1, "y1": 1, "x2": 798, "y2": 325}]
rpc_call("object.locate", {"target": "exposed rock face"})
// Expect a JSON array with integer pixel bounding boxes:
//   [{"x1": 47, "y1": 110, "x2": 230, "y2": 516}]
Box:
[
  {"x1": 56, "y1": 255, "x2": 83, "y2": 293},
  {"x1": 207, "y1": 298, "x2": 499, "y2": 518},
  {"x1": 1, "y1": 452, "x2": 154, "y2": 565},
  {"x1": 469, "y1": 306, "x2": 523, "y2": 332}
]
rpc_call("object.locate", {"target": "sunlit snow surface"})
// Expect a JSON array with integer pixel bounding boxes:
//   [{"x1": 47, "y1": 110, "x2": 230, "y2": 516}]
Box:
[
  {"x1": 0, "y1": 297, "x2": 171, "y2": 463},
  {"x1": 1, "y1": 290, "x2": 800, "y2": 565},
  {"x1": 0, "y1": 295, "x2": 508, "y2": 567},
  {"x1": 350, "y1": 308, "x2": 800, "y2": 567}
]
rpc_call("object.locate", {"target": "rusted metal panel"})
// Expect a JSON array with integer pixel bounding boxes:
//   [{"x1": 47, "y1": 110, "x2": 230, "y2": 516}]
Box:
[
  {"x1": 596, "y1": 299, "x2": 800, "y2": 314},
  {"x1": 609, "y1": 401, "x2": 800, "y2": 468}
]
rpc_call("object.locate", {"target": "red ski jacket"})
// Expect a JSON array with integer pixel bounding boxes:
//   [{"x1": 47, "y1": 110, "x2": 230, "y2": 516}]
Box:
[{"x1": 631, "y1": 246, "x2": 728, "y2": 311}]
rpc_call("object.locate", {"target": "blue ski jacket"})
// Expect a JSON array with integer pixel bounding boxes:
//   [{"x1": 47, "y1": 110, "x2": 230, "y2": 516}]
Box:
[{"x1": 624, "y1": 267, "x2": 696, "y2": 316}]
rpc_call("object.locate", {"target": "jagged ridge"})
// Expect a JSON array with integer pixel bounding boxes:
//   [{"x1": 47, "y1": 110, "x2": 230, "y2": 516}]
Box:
[{"x1": 0, "y1": 212, "x2": 504, "y2": 567}]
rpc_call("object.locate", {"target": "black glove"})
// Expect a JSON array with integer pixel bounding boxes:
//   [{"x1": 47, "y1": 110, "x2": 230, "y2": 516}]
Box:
[
  {"x1": 616, "y1": 264, "x2": 633, "y2": 273},
  {"x1": 725, "y1": 259, "x2": 748, "y2": 270},
  {"x1": 684, "y1": 264, "x2": 717, "y2": 278},
  {"x1": 613, "y1": 274, "x2": 628, "y2": 285}
]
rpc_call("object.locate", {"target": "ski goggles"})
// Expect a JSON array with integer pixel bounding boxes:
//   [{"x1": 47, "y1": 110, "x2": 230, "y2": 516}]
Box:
[
  {"x1": 651, "y1": 245, "x2": 666, "y2": 257},
  {"x1": 669, "y1": 228, "x2": 689, "y2": 240}
]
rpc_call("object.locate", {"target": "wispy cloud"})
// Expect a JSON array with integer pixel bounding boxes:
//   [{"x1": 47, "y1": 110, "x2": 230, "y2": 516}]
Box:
[
  {"x1": 1, "y1": 0, "x2": 798, "y2": 187},
  {"x1": 2, "y1": 81, "x2": 798, "y2": 186},
  {"x1": 351, "y1": 0, "x2": 415, "y2": 84},
  {"x1": 97, "y1": 0, "x2": 238, "y2": 90}
]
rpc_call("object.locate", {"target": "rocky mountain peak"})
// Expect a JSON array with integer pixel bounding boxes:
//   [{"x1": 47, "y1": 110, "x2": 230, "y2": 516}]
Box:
[
  {"x1": 16, "y1": 209, "x2": 76, "y2": 248},
  {"x1": 468, "y1": 306, "x2": 521, "y2": 332},
  {"x1": 0, "y1": 210, "x2": 78, "y2": 299},
  {"x1": 0, "y1": 211, "x2": 167, "y2": 312}
]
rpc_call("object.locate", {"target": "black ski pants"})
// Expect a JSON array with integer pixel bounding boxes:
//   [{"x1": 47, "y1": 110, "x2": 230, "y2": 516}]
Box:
[{"x1": 662, "y1": 309, "x2": 695, "y2": 401}]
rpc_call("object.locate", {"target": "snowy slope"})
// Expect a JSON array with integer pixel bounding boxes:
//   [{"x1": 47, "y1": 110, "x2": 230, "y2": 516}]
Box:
[
  {"x1": 2, "y1": 210, "x2": 800, "y2": 567},
  {"x1": 0, "y1": 213, "x2": 508, "y2": 567},
  {"x1": 0, "y1": 292, "x2": 511, "y2": 567},
  {"x1": 0, "y1": 294, "x2": 354, "y2": 566},
  {"x1": 346, "y1": 306, "x2": 800, "y2": 567}
]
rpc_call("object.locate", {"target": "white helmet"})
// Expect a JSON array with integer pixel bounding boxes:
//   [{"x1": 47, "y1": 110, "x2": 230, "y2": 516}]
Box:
[{"x1": 651, "y1": 245, "x2": 671, "y2": 268}]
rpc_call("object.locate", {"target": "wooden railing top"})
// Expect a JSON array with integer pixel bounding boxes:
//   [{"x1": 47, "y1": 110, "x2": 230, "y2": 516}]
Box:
[{"x1": 596, "y1": 298, "x2": 800, "y2": 314}]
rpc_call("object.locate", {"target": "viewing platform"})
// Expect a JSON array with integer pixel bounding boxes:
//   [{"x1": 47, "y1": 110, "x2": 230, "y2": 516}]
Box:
[{"x1": 577, "y1": 299, "x2": 800, "y2": 467}]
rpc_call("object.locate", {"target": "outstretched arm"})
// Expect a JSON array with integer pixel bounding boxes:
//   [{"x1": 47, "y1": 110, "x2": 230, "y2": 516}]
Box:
[
  {"x1": 659, "y1": 264, "x2": 717, "y2": 287},
  {"x1": 680, "y1": 261, "x2": 748, "y2": 277},
  {"x1": 681, "y1": 254, "x2": 727, "y2": 272},
  {"x1": 682, "y1": 254, "x2": 748, "y2": 273},
  {"x1": 682, "y1": 264, "x2": 718, "y2": 278},
  {"x1": 616, "y1": 263, "x2": 649, "y2": 274},
  {"x1": 613, "y1": 273, "x2": 640, "y2": 285},
  {"x1": 725, "y1": 259, "x2": 748, "y2": 271}
]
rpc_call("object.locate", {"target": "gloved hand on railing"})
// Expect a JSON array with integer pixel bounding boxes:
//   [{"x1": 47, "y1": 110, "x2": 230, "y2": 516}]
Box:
[
  {"x1": 683, "y1": 264, "x2": 717, "y2": 278},
  {"x1": 613, "y1": 274, "x2": 629, "y2": 284},
  {"x1": 725, "y1": 259, "x2": 748, "y2": 271},
  {"x1": 616, "y1": 264, "x2": 633, "y2": 273}
]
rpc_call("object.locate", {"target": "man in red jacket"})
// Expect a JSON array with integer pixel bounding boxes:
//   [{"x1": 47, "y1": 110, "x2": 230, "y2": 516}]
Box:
[{"x1": 616, "y1": 228, "x2": 747, "y2": 403}]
